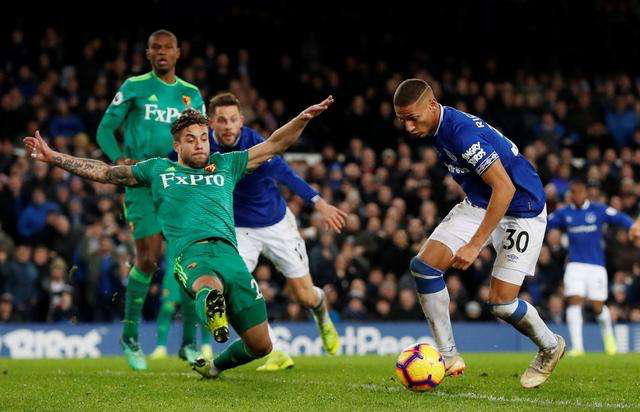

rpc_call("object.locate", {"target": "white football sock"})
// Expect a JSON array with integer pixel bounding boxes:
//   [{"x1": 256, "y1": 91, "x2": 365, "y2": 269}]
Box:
[
  {"x1": 410, "y1": 257, "x2": 458, "y2": 358},
  {"x1": 596, "y1": 305, "x2": 614, "y2": 339},
  {"x1": 309, "y1": 286, "x2": 330, "y2": 326},
  {"x1": 491, "y1": 299, "x2": 558, "y2": 351},
  {"x1": 417, "y1": 288, "x2": 458, "y2": 357},
  {"x1": 566, "y1": 304, "x2": 584, "y2": 352}
]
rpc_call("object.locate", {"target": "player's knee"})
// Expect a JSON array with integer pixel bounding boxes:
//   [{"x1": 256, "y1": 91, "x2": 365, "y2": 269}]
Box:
[
  {"x1": 567, "y1": 296, "x2": 583, "y2": 306},
  {"x1": 136, "y1": 253, "x2": 158, "y2": 274},
  {"x1": 192, "y1": 275, "x2": 222, "y2": 293},
  {"x1": 409, "y1": 256, "x2": 445, "y2": 294},
  {"x1": 591, "y1": 302, "x2": 604, "y2": 315}
]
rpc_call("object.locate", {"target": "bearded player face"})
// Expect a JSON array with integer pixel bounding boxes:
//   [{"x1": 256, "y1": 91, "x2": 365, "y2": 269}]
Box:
[
  {"x1": 210, "y1": 105, "x2": 244, "y2": 147},
  {"x1": 174, "y1": 124, "x2": 210, "y2": 168}
]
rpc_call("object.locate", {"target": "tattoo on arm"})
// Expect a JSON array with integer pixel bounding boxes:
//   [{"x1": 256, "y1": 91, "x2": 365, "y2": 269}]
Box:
[
  {"x1": 50, "y1": 153, "x2": 140, "y2": 187},
  {"x1": 105, "y1": 165, "x2": 140, "y2": 186}
]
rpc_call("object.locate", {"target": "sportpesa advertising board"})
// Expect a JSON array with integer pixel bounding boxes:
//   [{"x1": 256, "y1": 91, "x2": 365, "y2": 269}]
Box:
[{"x1": 0, "y1": 322, "x2": 638, "y2": 359}]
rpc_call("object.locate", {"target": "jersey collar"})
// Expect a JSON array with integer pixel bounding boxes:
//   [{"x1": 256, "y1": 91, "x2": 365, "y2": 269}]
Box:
[
  {"x1": 433, "y1": 104, "x2": 444, "y2": 136},
  {"x1": 151, "y1": 70, "x2": 178, "y2": 86},
  {"x1": 570, "y1": 200, "x2": 591, "y2": 210}
]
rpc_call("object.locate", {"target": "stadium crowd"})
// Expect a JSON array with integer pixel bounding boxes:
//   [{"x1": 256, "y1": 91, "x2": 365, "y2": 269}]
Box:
[{"x1": 2, "y1": 25, "x2": 640, "y2": 327}]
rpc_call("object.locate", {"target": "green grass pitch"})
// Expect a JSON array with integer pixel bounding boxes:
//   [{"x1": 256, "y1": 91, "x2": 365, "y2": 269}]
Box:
[{"x1": 1, "y1": 353, "x2": 639, "y2": 411}]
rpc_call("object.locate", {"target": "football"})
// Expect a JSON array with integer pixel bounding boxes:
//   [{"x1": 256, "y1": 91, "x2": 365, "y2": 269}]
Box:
[{"x1": 395, "y1": 343, "x2": 446, "y2": 392}]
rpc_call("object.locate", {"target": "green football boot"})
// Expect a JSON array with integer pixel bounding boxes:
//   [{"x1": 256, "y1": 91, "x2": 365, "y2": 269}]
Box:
[
  {"x1": 192, "y1": 357, "x2": 220, "y2": 379},
  {"x1": 256, "y1": 350, "x2": 295, "y2": 372},
  {"x1": 120, "y1": 337, "x2": 148, "y2": 371},
  {"x1": 179, "y1": 343, "x2": 202, "y2": 365}
]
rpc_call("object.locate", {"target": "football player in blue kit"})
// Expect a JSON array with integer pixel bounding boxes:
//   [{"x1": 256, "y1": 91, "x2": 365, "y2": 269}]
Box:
[
  {"x1": 393, "y1": 79, "x2": 564, "y2": 389},
  {"x1": 547, "y1": 180, "x2": 634, "y2": 356}
]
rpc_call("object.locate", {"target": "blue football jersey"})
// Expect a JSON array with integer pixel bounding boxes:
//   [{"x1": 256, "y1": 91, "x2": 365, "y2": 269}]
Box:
[
  {"x1": 432, "y1": 105, "x2": 545, "y2": 218},
  {"x1": 547, "y1": 201, "x2": 633, "y2": 266}
]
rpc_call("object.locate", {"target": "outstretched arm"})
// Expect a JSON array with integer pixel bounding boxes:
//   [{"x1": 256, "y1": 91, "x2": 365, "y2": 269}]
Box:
[
  {"x1": 246, "y1": 96, "x2": 334, "y2": 171},
  {"x1": 24, "y1": 131, "x2": 141, "y2": 187},
  {"x1": 451, "y1": 159, "x2": 515, "y2": 270}
]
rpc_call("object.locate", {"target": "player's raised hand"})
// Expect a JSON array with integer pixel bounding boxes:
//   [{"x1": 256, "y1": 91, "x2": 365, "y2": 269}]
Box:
[
  {"x1": 23, "y1": 131, "x2": 54, "y2": 163},
  {"x1": 629, "y1": 218, "x2": 640, "y2": 241},
  {"x1": 315, "y1": 197, "x2": 348, "y2": 233},
  {"x1": 299, "y1": 95, "x2": 334, "y2": 121},
  {"x1": 450, "y1": 242, "x2": 482, "y2": 270}
]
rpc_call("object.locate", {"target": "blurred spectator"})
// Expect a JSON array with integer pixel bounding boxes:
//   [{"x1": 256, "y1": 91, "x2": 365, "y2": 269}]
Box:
[
  {"x1": 49, "y1": 289, "x2": 78, "y2": 323},
  {"x1": 605, "y1": 96, "x2": 637, "y2": 148},
  {"x1": 49, "y1": 99, "x2": 85, "y2": 138},
  {"x1": 87, "y1": 235, "x2": 123, "y2": 322},
  {"x1": 342, "y1": 297, "x2": 368, "y2": 321},
  {"x1": 546, "y1": 294, "x2": 565, "y2": 324},
  {"x1": 17, "y1": 187, "x2": 61, "y2": 244},
  {"x1": 390, "y1": 289, "x2": 422, "y2": 320},
  {"x1": 0, "y1": 293, "x2": 22, "y2": 323},
  {"x1": 41, "y1": 258, "x2": 73, "y2": 320},
  {"x1": 1, "y1": 244, "x2": 38, "y2": 316}
]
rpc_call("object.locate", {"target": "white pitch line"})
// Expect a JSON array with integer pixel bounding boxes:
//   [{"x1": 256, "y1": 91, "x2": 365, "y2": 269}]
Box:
[{"x1": 91, "y1": 370, "x2": 637, "y2": 410}]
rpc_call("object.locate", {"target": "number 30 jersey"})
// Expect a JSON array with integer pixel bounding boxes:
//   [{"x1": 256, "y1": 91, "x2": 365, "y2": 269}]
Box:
[{"x1": 431, "y1": 105, "x2": 545, "y2": 218}]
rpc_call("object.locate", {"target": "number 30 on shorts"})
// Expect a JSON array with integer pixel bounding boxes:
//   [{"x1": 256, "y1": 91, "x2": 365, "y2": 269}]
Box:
[
  {"x1": 250, "y1": 278, "x2": 264, "y2": 300},
  {"x1": 503, "y1": 229, "x2": 529, "y2": 253}
]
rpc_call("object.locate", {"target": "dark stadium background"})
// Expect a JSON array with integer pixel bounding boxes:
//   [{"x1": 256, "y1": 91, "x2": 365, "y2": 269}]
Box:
[{"x1": 2, "y1": 1, "x2": 640, "y2": 329}]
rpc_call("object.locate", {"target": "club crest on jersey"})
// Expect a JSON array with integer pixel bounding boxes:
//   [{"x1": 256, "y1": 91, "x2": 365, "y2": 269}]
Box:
[
  {"x1": 586, "y1": 212, "x2": 596, "y2": 224},
  {"x1": 182, "y1": 95, "x2": 192, "y2": 108},
  {"x1": 443, "y1": 148, "x2": 457, "y2": 161},
  {"x1": 204, "y1": 163, "x2": 217, "y2": 173}
]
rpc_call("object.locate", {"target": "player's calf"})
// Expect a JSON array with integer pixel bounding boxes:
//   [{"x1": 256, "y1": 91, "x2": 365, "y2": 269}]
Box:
[
  {"x1": 194, "y1": 322, "x2": 273, "y2": 379},
  {"x1": 134, "y1": 235, "x2": 163, "y2": 274},
  {"x1": 489, "y1": 298, "x2": 558, "y2": 351},
  {"x1": 289, "y1": 276, "x2": 340, "y2": 355},
  {"x1": 245, "y1": 335, "x2": 273, "y2": 358},
  {"x1": 410, "y1": 255, "x2": 459, "y2": 359}
]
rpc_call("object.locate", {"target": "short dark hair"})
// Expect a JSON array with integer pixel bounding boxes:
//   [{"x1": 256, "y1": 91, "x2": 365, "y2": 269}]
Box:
[
  {"x1": 209, "y1": 92, "x2": 241, "y2": 115},
  {"x1": 393, "y1": 79, "x2": 431, "y2": 107},
  {"x1": 148, "y1": 30, "x2": 178, "y2": 47},
  {"x1": 570, "y1": 178, "x2": 587, "y2": 187},
  {"x1": 170, "y1": 109, "x2": 208, "y2": 141}
]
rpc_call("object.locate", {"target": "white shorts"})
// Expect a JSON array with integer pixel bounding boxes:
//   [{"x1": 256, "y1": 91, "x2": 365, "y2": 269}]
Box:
[
  {"x1": 236, "y1": 208, "x2": 310, "y2": 279},
  {"x1": 429, "y1": 199, "x2": 547, "y2": 286},
  {"x1": 564, "y1": 262, "x2": 608, "y2": 301}
]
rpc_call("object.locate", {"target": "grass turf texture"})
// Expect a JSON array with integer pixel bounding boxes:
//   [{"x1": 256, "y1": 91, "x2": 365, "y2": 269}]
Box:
[{"x1": 1, "y1": 353, "x2": 638, "y2": 411}]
